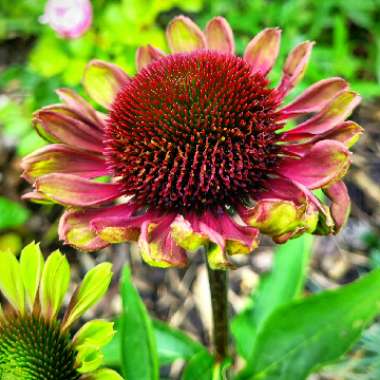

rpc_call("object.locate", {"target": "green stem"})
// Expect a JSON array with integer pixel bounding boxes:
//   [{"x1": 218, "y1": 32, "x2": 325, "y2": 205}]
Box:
[{"x1": 206, "y1": 257, "x2": 229, "y2": 362}]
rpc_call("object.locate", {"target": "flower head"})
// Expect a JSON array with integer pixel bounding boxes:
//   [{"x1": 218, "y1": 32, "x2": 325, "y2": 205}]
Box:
[
  {"x1": 0, "y1": 242, "x2": 122, "y2": 380},
  {"x1": 40, "y1": 0, "x2": 93, "y2": 39},
  {"x1": 22, "y1": 16, "x2": 362, "y2": 269}
]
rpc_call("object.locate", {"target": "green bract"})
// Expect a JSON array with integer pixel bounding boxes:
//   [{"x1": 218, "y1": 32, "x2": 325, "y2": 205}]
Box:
[{"x1": 0, "y1": 242, "x2": 123, "y2": 380}]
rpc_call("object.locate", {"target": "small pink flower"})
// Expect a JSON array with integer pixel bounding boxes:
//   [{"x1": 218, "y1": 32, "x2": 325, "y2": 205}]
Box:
[
  {"x1": 40, "y1": 0, "x2": 92, "y2": 39},
  {"x1": 23, "y1": 16, "x2": 362, "y2": 269}
]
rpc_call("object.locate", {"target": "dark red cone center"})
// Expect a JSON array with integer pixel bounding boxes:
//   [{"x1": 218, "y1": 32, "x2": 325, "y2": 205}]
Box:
[{"x1": 106, "y1": 50, "x2": 282, "y2": 212}]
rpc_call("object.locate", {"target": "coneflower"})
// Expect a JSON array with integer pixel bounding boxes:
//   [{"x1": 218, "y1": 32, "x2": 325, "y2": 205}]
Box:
[
  {"x1": 22, "y1": 16, "x2": 362, "y2": 269},
  {"x1": 0, "y1": 242, "x2": 122, "y2": 380}
]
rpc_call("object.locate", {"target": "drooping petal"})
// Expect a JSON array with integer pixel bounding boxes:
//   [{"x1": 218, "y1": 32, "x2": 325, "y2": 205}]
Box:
[
  {"x1": 240, "y1": 199, "x2": 318, "y2": 241},
  {"x1": 276, "y1": 41, "x2": 314, "y2": 98},
  {"x1": 277, "y1": 140, "x2": 351, "y2": 189},
  {"x1": 166, "y1": 15, "x2": 206, "y2": 53},
  {"x1": 21, "y1": 191, "x2": 54, "y2": 204},
  {"x1": 59, "y1": 203, "x2": 141, "y2": 251},
  {"x1": 188, "y1": 211, "x2": 233, "y2": 269},
  {"x1": 36, "y1": 174, "x2": 123, "y2": 206},
  {"x1": 323, "y1": 180, "x2": 351, "y2": 233},
  {"x1": 279, "y1": 78, "x2": 349, "y2": 118},
  {"x1": 171, "y1": 215, "x2": 208, "y2": 252},
  {"x1": 90, "y1": 205, "x2": 157, "y2": 244},
  {"x1": 33, "y1": 110, "x2": 104, "y2": 152},
  {"x1": 243, "y1": 28, "x2": 281, "y2": 76},
  {"x1": 20, "y1": 241, "x2": 44, "y2": 311},
  {"x1": 136, "y1": 45, "x2": 165, "y2": 72},
  {"x1": 83, "y1": 60, "x2": 130, "y2": 109},
  {"x1": 320, "y1": 121, "x2": 363, "y2": 148},
  {"x1": 59, "y1": 209, "x2": 109, "y2": 251},
  {"x1": 205, "y1": 16, "x2": 234, "y2": 54},
  {"x1": 55, "y1": 88, "x2": 103, "y2": 127},
  {"x1": 241, "y1": 178, "x2": 319, "y2": 240},
  {"x1": 22, "y1": 144, "x2": 109, "y2": 182},
  {"x1": 139, "y1": 215, "x2": 188, "y2": 268},
  {"x1": 282, "y1": 91, "x2": 361, "y2": 141},
  {"x1": 283, "y1": 121, "x2": 364, "y2": 157},
  {"x1": 62, "y1": 263, "x2": 112, "y2": 330},
  {"x1": 219, "y1": 213, "x2": 259, "y2": 255}
]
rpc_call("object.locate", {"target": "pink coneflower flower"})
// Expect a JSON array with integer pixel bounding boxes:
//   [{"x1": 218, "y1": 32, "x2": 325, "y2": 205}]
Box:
[
  {"x1": 40, "y1": 0, "x2": 93, "y2": 39},
  {"x1": 22, "y1": 16, "x2": 362, "y2": 269}
]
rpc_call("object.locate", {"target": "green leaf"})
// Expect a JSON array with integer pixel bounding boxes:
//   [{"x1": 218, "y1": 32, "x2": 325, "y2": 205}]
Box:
[
  {"x1": 120, "y1": 266, "x2": 159, "y2": 380},
  {"x1": 231, "y1": 235, "x2": 312, "y2": 359},
  {"x1": 102, "y1": 318, "x2": 206, "y2": 368},
  {"x1": 181, "y1": 351, "x2": 214, "y2": 380},
  {"x1": 237, "y1": 268, "x2": 380, "y2": 380},
  {"x1": 0, "y1": 196, "x2": 30, "y2": 230},
  {"x1": 153, "y1": 319, "x2": 207, "y2": 365}
]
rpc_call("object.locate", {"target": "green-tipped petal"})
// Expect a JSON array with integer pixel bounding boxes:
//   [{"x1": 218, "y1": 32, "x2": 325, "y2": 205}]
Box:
[
  {"x1": 20, "y1": 241, "x2": 44, "y2": 310},
  {"x1": 166, "y1": 15, "x2": 206, "y2": 53},
  {"x1": 39, "y1": 249, "x2": 70, "y2": 319},
  {"x1": 63, "y1": 263, "x2": 112, "y2": 330},
  {"x1": 90, "y1": 369, "x2": 124, "y2": 380},
  {"x1": 0, "y1": 250, "x2": 25, "y2": 314},
  {"x1": 74, "y1": 320, "x2": 115, "y2": 348},
  {"x1": 171, "y1": 215, "x2": 207, "y2": 252},
  {"x1": 76, "y1": 343, "x2": 104, "y2": 373},
  {"x1": 83, "y1": 60, "x2": 129, "y2": 109},
  {"x1": 207, "y1": 242, "x2": 234, "y2": 270}
]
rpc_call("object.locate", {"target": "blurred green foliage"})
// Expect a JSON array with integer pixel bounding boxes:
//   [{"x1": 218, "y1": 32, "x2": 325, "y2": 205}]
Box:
[{"x1": 1, "y1": 0, "x2": 380, "y2": 156}]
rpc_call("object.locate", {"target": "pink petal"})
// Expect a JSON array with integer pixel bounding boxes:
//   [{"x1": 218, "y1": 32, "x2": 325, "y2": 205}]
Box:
[
  {"x1": 33, "y1": 110, "x2": 103, "y2": 152},
  {"x1": 276, "y1": 41, "x2": 314, "y2": 98},
  {"x1": 283, "y1": 121, "x2": 364, "y2": 157},
  {"x1": 82, "y1": 60, "x2": 130, "y2": 109},
  {"x1": 91, "y1": 208, "x2": 160, "y2": 243},
  {"x1": 277, "y1": 140, "x2": 351, "y2": 189},
  {"x1": 21, "y1": 144, "x2": 108, "y2": 182},
  {"x1": 22, "y1": 191, "x2": 54, "y2": 204},
  {"x1": 320, "y1": 121, "x2": 363, "y2": 148},
  {"x1": 243, "y1": 28, "x2": 281, "y2": 76},
  {"x1": 35, "y1": 174, "x2": 123, "y2": 206},
  {"x1": 55, "y1": 88, "x2": 104, "y2": 128},
  {"x1": 166, "y1": 15, "x2": 206, "y2": 53},
  {"x1": 241, "y1": 178, "x2": 320, "y2": 241},
  {"x1": 187, "y1": 211, "x2": 232, "y2": 269},
  {"x1": 205, "y1": 17, "x2": 235, "y2": 54},
  {"x1": 139, "y1": 215, "x2": 188, "y2": 268},
  {"x1": 323, "y1": 181, "x2": 350, "y2": 233},
  {"x1": 279, "y1": 78, "x2": 349, "y2": 118},
  {"x1": 59, "y1": 209, "x2": 109, "y2": 251},
  {"x1": 219, "y1": 213, "x2": 259, "y2": 255},
  {"x1": 282, "y1": 91, "x2": 361, "y2": 141},
  {"x1": 135, "y1": 45, "x2": 165, "y2": 72},
  {"x1": 59, "y1": 203, "x2": 141, "y2": 250}
]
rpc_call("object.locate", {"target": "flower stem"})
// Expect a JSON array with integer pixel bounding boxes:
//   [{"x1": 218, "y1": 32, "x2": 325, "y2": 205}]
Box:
[{"x1": 206, "y1": 258, "x2": 229, "y2": 362}]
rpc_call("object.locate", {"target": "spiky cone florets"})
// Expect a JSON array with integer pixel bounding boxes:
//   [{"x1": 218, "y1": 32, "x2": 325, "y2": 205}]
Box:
[
  {"x1": 22, "y1": 16, "x2": 363, "y2": 269},
  {"x1": 0, "y1": 242, "x2": 123, "y2": 380}
]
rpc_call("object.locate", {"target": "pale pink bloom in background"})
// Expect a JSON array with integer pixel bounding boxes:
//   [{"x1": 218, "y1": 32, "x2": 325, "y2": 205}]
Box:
[{"x1": 40, "y1": 0, "x2": 92, "y2": 39}]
